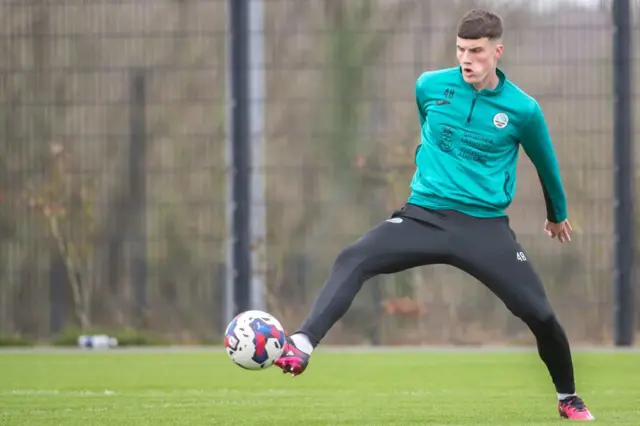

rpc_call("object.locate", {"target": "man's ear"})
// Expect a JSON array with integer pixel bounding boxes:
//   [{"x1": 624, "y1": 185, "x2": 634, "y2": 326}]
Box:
[{"x1": 494, "y1": 42, "x2": 504, "y2": 59}]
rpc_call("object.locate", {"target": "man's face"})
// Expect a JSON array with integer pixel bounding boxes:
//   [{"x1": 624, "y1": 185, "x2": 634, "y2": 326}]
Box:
[{"x1": 456, "y1": 37, "x2": 503, "y2": 85}]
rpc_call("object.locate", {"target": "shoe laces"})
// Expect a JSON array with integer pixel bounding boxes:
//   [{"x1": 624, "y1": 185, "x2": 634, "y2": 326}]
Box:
[
  {"x1": 563, "y1": 396, "x2": 586, "y2": 411},
  {"x1": 283, "y1": 343, "x2": 302, "y2": 358}
]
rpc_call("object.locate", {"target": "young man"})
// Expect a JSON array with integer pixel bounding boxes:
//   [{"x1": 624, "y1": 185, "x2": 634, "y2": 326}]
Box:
[{"x1": 275, "y1": 9, "x2": 594, "y2": 421}]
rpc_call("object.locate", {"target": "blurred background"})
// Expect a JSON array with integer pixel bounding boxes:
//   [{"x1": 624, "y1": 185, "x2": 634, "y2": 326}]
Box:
[{"x1": 0, "y1": 0, "x2": 637, "y2": 348}]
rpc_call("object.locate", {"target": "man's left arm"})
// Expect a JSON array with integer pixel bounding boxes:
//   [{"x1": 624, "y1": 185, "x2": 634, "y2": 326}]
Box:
[{"x1": 519, "y1": 101, "x2": 568, "y2": 224}]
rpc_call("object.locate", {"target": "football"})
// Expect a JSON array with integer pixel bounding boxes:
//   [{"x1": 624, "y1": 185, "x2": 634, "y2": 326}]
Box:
[{"x1": 224, "y1": 310, "x2": 287, "y2": 370}]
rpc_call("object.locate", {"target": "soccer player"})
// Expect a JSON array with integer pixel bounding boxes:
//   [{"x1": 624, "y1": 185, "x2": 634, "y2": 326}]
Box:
[{"x1": 275, "y1": 9, "x2": 594, "y2": 421}]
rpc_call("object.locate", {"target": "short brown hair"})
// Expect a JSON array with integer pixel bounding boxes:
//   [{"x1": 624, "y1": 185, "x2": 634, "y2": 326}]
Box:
[{"x1": 457, "y1": 9, "x2": 503, "y2": 40}]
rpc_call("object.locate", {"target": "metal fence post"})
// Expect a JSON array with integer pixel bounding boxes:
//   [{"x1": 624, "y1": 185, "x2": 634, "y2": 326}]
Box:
[
  {"x1": 226, "y1": 0, "x2": 252, "y2": 326},
  {"x1": 129, "y1": 69, "x2": 148, "y2": 326},
  {"x1": 612, "y1": 0, "x2": 635, "y2": 346}
]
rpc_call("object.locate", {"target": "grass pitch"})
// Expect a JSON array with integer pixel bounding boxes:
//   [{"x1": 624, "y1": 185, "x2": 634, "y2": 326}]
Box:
[{"x1": 0, "y1": 348, "x2": 638, "y2": 425}]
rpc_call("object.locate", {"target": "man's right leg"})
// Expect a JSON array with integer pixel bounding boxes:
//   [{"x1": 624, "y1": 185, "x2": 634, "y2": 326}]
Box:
[{"x1": 276, "y1": 204, "x2": 450, "y2": 375}]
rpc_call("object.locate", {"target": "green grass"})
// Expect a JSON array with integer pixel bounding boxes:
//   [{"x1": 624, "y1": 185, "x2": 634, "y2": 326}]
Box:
[{"x1": 0, "y1": 349, "x2": 638, "y2": 425}]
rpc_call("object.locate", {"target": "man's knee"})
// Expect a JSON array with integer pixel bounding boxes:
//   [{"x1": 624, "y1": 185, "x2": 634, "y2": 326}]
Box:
[{"x1": 517, "y1": 305, "x2": 563, "y2": 336}]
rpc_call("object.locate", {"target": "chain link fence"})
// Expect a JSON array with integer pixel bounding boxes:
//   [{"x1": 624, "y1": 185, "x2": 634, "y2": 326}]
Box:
[{"x1": 0, "y1": 0, "x2": 638, "y2": 345}]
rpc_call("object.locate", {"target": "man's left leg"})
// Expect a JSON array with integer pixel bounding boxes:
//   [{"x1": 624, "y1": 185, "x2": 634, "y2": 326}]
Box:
[{"x1": 449, "y1": 215, "x2": 594, "y2": 421}]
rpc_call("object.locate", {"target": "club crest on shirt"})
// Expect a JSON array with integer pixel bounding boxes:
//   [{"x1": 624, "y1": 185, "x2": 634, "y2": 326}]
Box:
[
  {"x1": 438, "y1": 125, "x2": 455, "y2": 152},
  {"x1": 493, "y1": 112, "x2": 509, "y2": 129}
]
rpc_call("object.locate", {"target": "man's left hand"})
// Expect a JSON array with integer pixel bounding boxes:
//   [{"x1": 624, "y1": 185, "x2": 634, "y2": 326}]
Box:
[{"x1": 544, "y1": 219, "x2": 572, "y2": 243}]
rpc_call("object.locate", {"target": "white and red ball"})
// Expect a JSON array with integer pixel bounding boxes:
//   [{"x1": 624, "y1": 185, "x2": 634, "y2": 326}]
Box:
[{"x1": 224, "y1": 310, "x2": 286, "y2": 370}]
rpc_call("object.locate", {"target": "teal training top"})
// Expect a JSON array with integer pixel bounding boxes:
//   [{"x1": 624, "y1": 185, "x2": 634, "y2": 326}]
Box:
[{"x1": 408, "y1": 66, "x2": 567, "y2": 223}]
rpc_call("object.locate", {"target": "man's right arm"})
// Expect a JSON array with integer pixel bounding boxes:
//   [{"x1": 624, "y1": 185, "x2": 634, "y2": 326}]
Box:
[
  {"x1": 414, "y1": 72, "x2": 431, "y2": 163},
  {"x1": 415, "y1": 72, "x2": 430, "y2": 128}
]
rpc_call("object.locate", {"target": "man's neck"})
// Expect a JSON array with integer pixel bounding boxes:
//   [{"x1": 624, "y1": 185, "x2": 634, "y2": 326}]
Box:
[{"x1": 473, "y1": 69, "x2": 499, "y2": 91}]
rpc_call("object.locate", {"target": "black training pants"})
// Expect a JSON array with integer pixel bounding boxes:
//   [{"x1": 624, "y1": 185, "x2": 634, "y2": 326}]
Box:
[{"x1": 297, "y1": 203, "x2": 575, "y2": 394}]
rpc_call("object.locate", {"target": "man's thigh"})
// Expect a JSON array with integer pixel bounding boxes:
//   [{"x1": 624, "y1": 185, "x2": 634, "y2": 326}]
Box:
[{"x1": 344, "y1": 204, "x2": 452, "y2": 274}]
